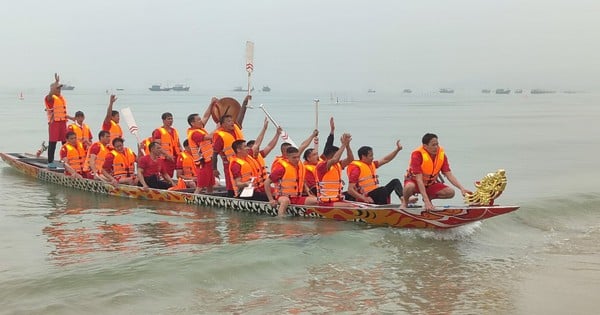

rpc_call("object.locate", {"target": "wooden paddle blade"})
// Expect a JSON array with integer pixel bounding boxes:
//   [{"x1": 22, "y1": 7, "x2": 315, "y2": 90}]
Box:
[{"x1": 211, "y1": 97, "x2": 241, "y2": 124}]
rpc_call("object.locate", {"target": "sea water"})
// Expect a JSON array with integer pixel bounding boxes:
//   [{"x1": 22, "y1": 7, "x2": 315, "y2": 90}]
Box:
[{"x1": 0, "y1": 88, "x2": 599, "y2": 314}]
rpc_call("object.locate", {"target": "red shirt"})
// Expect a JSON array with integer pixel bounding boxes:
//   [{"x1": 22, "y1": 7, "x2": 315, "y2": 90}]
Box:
[
  {"x1": 101, "y1": 117, "x2": 112, "y2": 132},
  {"x1": 138, "y1": 155, "x2": 165, "y2": 177},
  {"x1": 304, "y1": 164, "x2": 316, "y2": 189},
  {"x1": 230, "y1": 160, "x2": 243, "y2": 179},
  {"x1": 347, "y1": 161, "x2": 380, "y2": 184},
  {"x1": 408, "y1": 151, "x2": 451, "y2": 175},
  {"x1": 103, "y1": 153, "x2": 115, "y2": 172},
  {"x1": 88, "y1": 142, "x2": 102, "y2": 156},
  {"x1": 59, "y1": 145, "x2": 69, "y2": 160},
  {"x1": 269, "y1": 164, "x2": 286, "y2": 182}
]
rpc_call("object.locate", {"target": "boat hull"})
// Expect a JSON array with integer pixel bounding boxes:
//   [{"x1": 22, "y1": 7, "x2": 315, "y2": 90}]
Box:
[{"x1": 1, "y1": 152, "x2": 519, "y2": 229}]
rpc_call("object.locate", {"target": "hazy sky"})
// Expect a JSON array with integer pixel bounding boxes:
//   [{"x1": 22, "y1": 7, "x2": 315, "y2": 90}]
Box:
[{"x1": 1, "y1": 0, "x2": 598, "y2": 92}]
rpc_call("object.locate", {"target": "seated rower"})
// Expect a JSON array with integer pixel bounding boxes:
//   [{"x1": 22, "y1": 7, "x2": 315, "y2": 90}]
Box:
[
  {"x1": 344, "y1": 141, "x2": 405, "y2": 205},
  {"x1": 102, "y1": 137, "x2": 138, "y2": 186},
  {"x1": 229, "y1": 139, "x2": 269, "y2": 201},
  {"x1": 137, "y1": 142, "x2": 176, "y2": 190},
  {"x1": 316, "y1": 133, "x2": 354, "y2": 207},
  {"x1": 265, "y1": 146, "x2": 318, "y2": 216},
  {"x1": 83, "y1": 130, "x2": 111, "y2": 181},
  {"x1": 176, "y1": 140, "x2": 198, "y2": 188},
  {"x1": 59, "y1": 131, "x2": 88, "y2": 179},
  {"x1": 67, "y1": 110, "x2": 93, "y2": 150}
]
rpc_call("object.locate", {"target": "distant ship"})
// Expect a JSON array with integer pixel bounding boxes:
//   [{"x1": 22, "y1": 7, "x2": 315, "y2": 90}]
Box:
[
  {"x1": 18, "y1": 92, "x2": 24, "y2": 100},
  {"x1": 403, "y1": 89, "x2": 412, "y2": 93},
  {"x1": 149, "y1": 84, "x2": 171, "y2": 91},
  {"x1": 233, "y1": 86, "x2": 254, "y2": 92},
  {"x1": 439, "y1": 88, "x2": 454, "y2": 94},
  {"x1": 481, "y1": 89, "x2": 491, "y2": 94},
  {"x1": 262, "y1": 86, "x2": 271, "y2": 92},
  {"x1": 530, "y1": 89, "x2": 555, "y2": 94},
  {"x1": 116, "y1": 88, "x2": 125, "y2": 91},
  {"x1": 495, "y1": 89, "x2": 511, "y2": 94},
  {"x1": 172, "y1": 84, "x2": 190, "y2": 91},
  {"x1": 61, "y1": 84, "x2": 75, "y2": 90},
  {"x1": 514, "y1": 89, "x2": 523, "y2": 94},
  {"x1": 368, "y1": 89, "x2": 376, "y2": 93}
]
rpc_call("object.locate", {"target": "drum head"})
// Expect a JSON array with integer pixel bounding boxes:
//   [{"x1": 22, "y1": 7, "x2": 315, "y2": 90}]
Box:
[{"x1": 211, "y1": 97, "x2": 241, "y2": 124}]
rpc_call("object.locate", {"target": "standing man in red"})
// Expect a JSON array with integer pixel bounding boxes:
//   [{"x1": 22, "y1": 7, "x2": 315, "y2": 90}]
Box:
[
  {"x1": 45, "y1": 73, "x2": 73, "y2": 168},
  {"x1": 212, "y1": 95, "x2": 251, "y2": 197},
  {"x1": 152, "y1": 112, "x2": 183, "y2": 178},
  {"x1": 402, "y1": 133, "x2": 472, "y2": 210},
  {"x1": 101, "y1": 95, "x2": 122, "y2": 148},
  {"x1": 187, "y1": 98, "x2": 216, "y2": 194}
]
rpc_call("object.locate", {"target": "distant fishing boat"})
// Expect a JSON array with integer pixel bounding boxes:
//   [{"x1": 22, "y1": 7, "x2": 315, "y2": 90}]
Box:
[
  {"x1": 172, "y1": 84, "x2": 190, "y2": 91},
  {"x1": 368, "y1": 89, "x2": 376, "y2": 93},
  {"x1": 233, "y1": 86, "x2": 254, "y2": 92},
  {"x1": 116, "y1": 88, "x2": 125, "y2": 91},
  {"x1": 149, "y1": 85, "x2": 171, "y2": 91},
  {"x1": 262, "y1": 86, "x2": 271, "y2": 92},
  {"x1": 514, "y1": 89, "x2": 523, "y2": 94},
  {"x1": 439, "y1": 88, "x2": 454, "y2": 94},
  {"x1": 403, "y1": 89, "x2": 412, "y2": 93},
  {"x1": 495, "y1": 89, "x2": 511, "y2": 94},
  {"x1": 481, "y1": 89, "x2": 491, "y2": 94},
  {"x1": 530, "y1": 89, "x2": 555, "y2": 94},
  {"x1": 18, "y1": 92, "x2": 24, "y2": 100},
  {"x1": 61, "y1": 85, "x2": 75, "y2": 91}
]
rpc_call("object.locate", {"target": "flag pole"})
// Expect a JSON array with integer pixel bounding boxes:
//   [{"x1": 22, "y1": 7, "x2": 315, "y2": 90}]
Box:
[
  {"x1": 245, "y1": 41, "x2": 255, "y2": 107},
  {"x1": 313, "y1": 99, "x2": 319, "y2": 151}
]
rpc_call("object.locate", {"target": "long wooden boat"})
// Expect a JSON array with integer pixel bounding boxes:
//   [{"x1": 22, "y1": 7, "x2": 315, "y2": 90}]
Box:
[{"x1": 1, "y1": 152, "x2": 519, "y2": 229}]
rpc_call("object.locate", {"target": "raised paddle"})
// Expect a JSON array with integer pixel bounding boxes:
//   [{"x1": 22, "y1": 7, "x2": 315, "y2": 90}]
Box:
[
  {"x1": 258, "y1": 104, "x2": 298, "y2": 147},
  {"x1": 120, "y1": 107, "x2": 144, "y2": 154},
  {"x1": 313, "y1": 99, "x2": 320, "y2": 151},
  {"x1": 245, "y1": 41, "x2": 255, "y2": 106}
]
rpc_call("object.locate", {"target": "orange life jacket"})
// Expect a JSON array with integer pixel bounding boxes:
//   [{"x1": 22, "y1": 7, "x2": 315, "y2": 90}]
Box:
[
  {"x1": 304, "y1": 163, "x2": 317, "y2": 190},
  {"x1": 407, "y1": 146, "x2": 446, "y2": 187},
  {"x1": 317, "y1": 160, "x2": 344, "y2": 202},
  {"x1": 228, "y1": 156, "x2": 257, "y2": 197},
  {"x1": 108, "y1": 120, "x2": 123, "y2": 145},
  {"x1": 245, "y1": 153, "x2": 267, "y2": 191},
  {"x1": 275, "y1": 159, "x2": 305, "y2": 198},
  {"x1": 187, "y1": 128, "x2": 213, "y2": 163},
  {"x1": 142, "y1": 137, "x2": 152, "y2": 156},
  {"x1": 64, "y1": 142, "x2": 86, "y2": 175},
  {"x1": 347, "y1": 160, "x2": 379, "y2": 194},
  {"x1": 45, "y1": 95, "x2": 67, "y2": 122},
  {"x1": 84, "y1": 142, "x2": 110, "y2": 173},
  {"x1": 110, "y1": 148, "x2": 136, "y2": 177},
  {"x1": 215, "y1": 125, "x2": 244, "y2": 161},
  {"x1": 68, "y1": 123, "x2": 92, "y2": 146},
  {"x1": 158, "y1": 127, "x2": 181, "y2": 157},
  {"x1": 178, "y1": 151, "x2": 197, "y2": 179}
]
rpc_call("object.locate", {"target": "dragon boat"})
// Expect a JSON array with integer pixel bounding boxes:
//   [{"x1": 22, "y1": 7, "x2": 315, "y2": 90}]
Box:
[{"x1": 1, "y1": 152, "x2": 519, "y2": 229}]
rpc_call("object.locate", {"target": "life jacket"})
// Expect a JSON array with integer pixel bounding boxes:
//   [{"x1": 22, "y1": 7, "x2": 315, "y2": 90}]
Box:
[
  {"x1": 347, "y1": 160, "x2": 379, "y2": 194},
  {"x1": 187, "y1": 128, "x2": 213, "y2": 164},
  {"x1": 246, "y1": 152, "x2": 267, "y2": 191},
  {"x1": 110, "y1": 148, "x2": 136, "y2": 177},
  {"x1": 158, "y1": 127, "x2": 181, "y2": 157},
  {"x1": 275, "y1": 159, "x2": 305, "y2": 198},
  {"x1": 108, "y1": 120, "x2": 123, "y2": 145},
  {"x1": 45, "y1": 95, "x2": 67, "y2": 122},
  {"x1": 64, "y1": 142, "x2": 86, "y2": 175},
  {"x1": 142, "y1": 137, "x2": 152, "y2": 156},
  {"x1": 178, "y1": 151, "x2": 197, "y2": 179},
  {"x1": 214, "y1": 125, "x2": 244, "y2": 161},
  {"x1": 84, "y1": 142, "x2": 109, "y2": 173},
  {"x1": 304, "y1": 163, "x2": 317, "y2": 189},
  {"x1": 69, "y1": 123, "x2": 92, "y2": 146},
  {"x1": 406, "y1": 146, "x2": 446, "y2": 187},
  {"x1": 228, "y1": 156, "x2": 256, "y2": 197},
  {"x1": 317, "y1": 160, "x2": 344, "y2": 202}
]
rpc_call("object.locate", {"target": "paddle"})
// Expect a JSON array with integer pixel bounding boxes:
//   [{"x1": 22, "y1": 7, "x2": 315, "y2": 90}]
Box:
[
  {"x1": 245, "y1": 41, "x2": 254, "y2": 108},
  {"x1": 313, "y1": 99, "x2": 319, "y2": 151},
  {"x1": 120, "y1": 107, "x2": 144, "y2": 155},
  {"x1": 258, "y1": 104, "x2": 298, "y2": 147}
]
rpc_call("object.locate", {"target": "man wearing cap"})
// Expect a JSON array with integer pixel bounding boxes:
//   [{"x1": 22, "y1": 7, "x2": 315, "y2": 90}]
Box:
[{"x1": 44, "y1": 73, "x2": 74, "y2": 168}]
